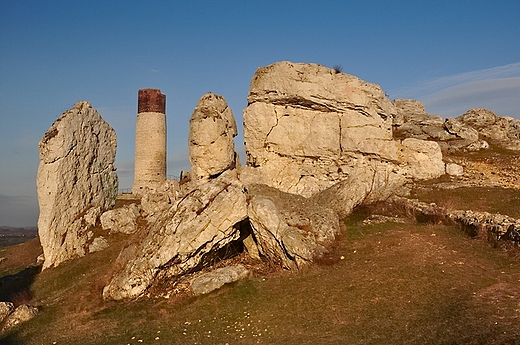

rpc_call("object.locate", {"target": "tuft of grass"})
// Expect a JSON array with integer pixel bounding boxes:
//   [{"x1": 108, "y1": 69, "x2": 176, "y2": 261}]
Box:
[{"x1": 332, "y1": 64, "x2": 343, "y2": 74}]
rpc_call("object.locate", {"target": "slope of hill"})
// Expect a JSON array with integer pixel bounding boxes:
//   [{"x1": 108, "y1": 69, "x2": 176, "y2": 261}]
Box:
[{"x1": 2, "y1": 148, "x2": 520, "y2": 344}]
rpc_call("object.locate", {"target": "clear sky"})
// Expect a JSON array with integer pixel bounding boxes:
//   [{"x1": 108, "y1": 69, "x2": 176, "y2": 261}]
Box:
[{"x1": 1, "y1": 0, "x2": 519, "y2": 227}]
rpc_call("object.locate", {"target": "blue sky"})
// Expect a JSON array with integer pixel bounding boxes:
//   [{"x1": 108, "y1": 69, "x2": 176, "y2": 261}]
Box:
[{"x1": 1, "y1": 0, "x2": 519, "y2": 226}]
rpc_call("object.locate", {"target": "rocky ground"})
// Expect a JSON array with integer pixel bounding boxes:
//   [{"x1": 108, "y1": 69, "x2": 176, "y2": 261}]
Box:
[{"x1": 444, "y1": 149, "x2": 520, "y2": 189}]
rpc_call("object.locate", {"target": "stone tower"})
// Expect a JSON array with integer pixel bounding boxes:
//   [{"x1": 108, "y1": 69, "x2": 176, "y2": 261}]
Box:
[{"x1": 133, "y1": 88, "x2": 167, "y2": 195}]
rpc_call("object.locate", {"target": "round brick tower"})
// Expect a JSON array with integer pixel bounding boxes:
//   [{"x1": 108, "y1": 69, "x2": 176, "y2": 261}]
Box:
[{"x1": 132, "y1": 88, "x2": 167, "y2": 195}]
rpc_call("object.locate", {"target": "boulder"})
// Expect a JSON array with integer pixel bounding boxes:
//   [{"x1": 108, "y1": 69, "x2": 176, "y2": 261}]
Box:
[
  {"x1": 457, "y1": 108, "x2": 499, "y2": 129},
  {"x1": 88, "y1": 236, "x2": 109, "y2": 253},
  {"x1": 392, "y1": 99, "x2": 487, "y2": 152},
  {"x1": 392, "y1": 98, "x2": 446, "y2": 141},
  {"x1": 188, "y1": 93, "x2": 238, "y2": 181},
  {"x1": 37, "y1": 101, "x2": 118, "y2": 269},
  {"x1": 393, "y1": 99, "x2": 445, "y2": 128},
  {"x1": 100, "y1": 204, "x2": 140, "y2": 234},
  {"x1": 247, "y1": 184, "x2": 340, "y2": 269},
  {"x1": 1, "y1": 304, "x2": 38, "y2": 332},
  {"x1": 457, "y1": 108, "x2": 520, "y2": 150},
  {"x1": 242, "y1": 62, "x2": 444, "y2": 199},
  {"x1": 190, "y1": 265, "x2": 251, "y2": 295},
  {"x1": 400, "y1": 138, "x2": 445, "y2": 181},
  {"x1": 138, "y1": 179, "x2": 180, "y2": 220},
  {"x1": 0, "y1": 302, "x2": 14, "y2": 323},
  {"x1": 446, "y1": 163, "x2": 464, "y2": 176},
  {"x1": 444, "y1": 118, "x2": 479, "y2": 142},
  {"x1": 103, "y1": 170, "x2": 248, "y2": 300}
]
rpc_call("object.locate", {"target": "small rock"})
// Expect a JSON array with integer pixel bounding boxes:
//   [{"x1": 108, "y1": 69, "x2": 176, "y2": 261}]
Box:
[
  {"x1": 191, "y1": 265, "x2": 251, "y2": 296},
  {"x1": 83, "y1": 206, "x2": 102, "y2": 227},
  {"x1": 1, "y1": 304, "x2": 38, "y2": 332},
  {"x1": 89, "y1": 236, "x2": 109, "y2": 253},
  {"x1": 0, "y1": 302, "x2": 14, "y2": 323},
  {"x1": 446, "y1": 163, "x2": 464, "y2": 176}
]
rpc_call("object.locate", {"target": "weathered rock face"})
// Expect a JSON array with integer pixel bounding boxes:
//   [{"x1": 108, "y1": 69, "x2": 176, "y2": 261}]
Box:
[
  {"x1": 100, "y1": 65, "x2": 457, "y2": 301},
  {"x1": 100, "y1": 204, "x2": 140, "y2": 234},
  {"x1": 1, "y1": 304, "x2": 38, "y2": 332},
  {"x1": 37, "y1": 101, "x2": 118, "y2": 269},
  {"x1": 247, "y1": 184, "x2": 340, "y2": 269},
  {"x1": 457, "y1": 108, "x2": 520, "y2": 150},
  {"x1": 103, "y1": 170, "x2": 248, "y2": 300},
  {"x1": 189, "y1": 93, "x2": 238, "y2": 180},
  {"x1": 242, "y1": 62, "x2": 444, "y2": 199},
  {"x1": 392, "y1": 99, "x2": 488, "y2": 153},
  {"x1": 393, "y1": 99, "x2": 445, "y2": 139},
  {"x1": 0, "y1": 302, "x2": 14, "y2": 323}
]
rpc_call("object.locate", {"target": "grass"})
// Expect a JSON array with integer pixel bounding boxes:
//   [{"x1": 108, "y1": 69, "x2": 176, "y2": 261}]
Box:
[
  {"x1": 2, "y1": 211, "x2": 520, "y2": 344},
  {"x1": 411, "y1": 186, "x2": 520, "y2": 218}
]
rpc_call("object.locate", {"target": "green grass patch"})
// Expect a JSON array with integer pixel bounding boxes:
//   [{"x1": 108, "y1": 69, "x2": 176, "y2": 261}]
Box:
[{"x1": 412, "y1": 186, "x2": 520, "y2": 218}]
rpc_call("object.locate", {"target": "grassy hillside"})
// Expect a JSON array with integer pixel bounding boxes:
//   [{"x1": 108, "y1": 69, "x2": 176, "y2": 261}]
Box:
[
  {"x1": 2, "y1": 204, "x2": 520, "y2": 344},
  {"x1": 3, "y1": 149, "x2": 520, "y2": 344}
]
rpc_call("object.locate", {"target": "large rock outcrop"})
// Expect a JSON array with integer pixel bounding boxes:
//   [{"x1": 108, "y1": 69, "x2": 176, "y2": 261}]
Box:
[
  {"x1": 242, "y1": 62, "x2": 444, "y2": 199},
  {"x1": 457, "y1": 108, "x2": 520, "y2": 151},
  {"x1": 103, "y1": 170, "x2": 248, "y2": 300},
  {"x1": 392, "y1": 99, "x2": 488, "y2": 153},
  {"x1": 391, "y1": 100, "x2": 520, "y2": 153},
  {"x1": 101, "y1": 63, "x2": 452, "y2": 300},
  {"x1": 188, "y1": 93, "x2": 238, "y2": 181},
  {"x1": 103, "y1": 171, "x2": 343, "y2": 299},
  {"x1": 37, "y1": 101, "x2": 118, "y2": 269}
]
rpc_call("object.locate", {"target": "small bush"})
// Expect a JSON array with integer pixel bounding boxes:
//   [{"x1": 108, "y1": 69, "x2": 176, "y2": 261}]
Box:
[{"x1": 332, "y1": 64, "x2": 343, "y2": 74}]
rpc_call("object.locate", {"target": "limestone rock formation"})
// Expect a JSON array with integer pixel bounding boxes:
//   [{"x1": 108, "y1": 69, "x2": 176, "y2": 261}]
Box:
[
  {"x1": 390, "y1": 196, "x2": 520, "y2": 248},
  {"x1": 247, "y1": 184, "x2": 340, "y2": 269},
  {"x1": 242, "y1": 62, "x2": 444, "y2": 199},
  {"x1": 1, "y1": 304, "x2": 38, "y2": 332},
  {"x1": 189, "y1": 93, "x2": 238, "y2": 181},
  {"x1": 190, "y1": 265, "x2": 251, "y2": 296},
  {"x1": 103, "y1": 170, "x2": 248, "y2": 300},
  {"x1": 0, "y1": 302, "x2": 14, "y2": 323},
  {"x1": 100, "y1": 204, "x2": 140, "y2": 234},
  {"x1": 37, "y1": 101, "x2": 118, "y2": 269},
  {"x1": 446, "y1": 163, "x2": 464, "y2": 176},
  {"x1": 392, "y1": 99, "x2": 488, "y2": 153},
  {"x1": 457, "y1": 108, "x2": 520, "y2": 150},
  {"x1": 393, "y1": 99, "x2": 446, "y2": 140}
]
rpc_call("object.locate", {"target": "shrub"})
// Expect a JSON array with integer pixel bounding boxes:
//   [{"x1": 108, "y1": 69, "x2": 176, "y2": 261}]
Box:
[{"x1": 332, "y1": 64, "x2": 343, "y2": 74}]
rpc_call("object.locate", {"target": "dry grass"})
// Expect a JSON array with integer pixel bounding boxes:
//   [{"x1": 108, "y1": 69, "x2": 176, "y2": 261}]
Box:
[
  {"x1": 4, "y1": 166, "x2": 520, "y2": 344},
  {"x1": 2, "y1": 213, "x2": 520, "y2": 344},
  {"x1": 412, "y1": 186, "x2": 520, "y2": 219}
]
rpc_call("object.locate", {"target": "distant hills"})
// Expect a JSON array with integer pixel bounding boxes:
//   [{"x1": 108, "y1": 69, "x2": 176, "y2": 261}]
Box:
[{"x1": 0, "y1": 226, "x2": 38, "y2": 247}]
